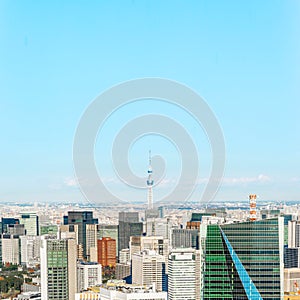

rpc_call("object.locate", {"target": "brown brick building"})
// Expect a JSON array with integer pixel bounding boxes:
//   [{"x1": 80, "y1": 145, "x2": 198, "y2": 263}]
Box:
[{"x1": 97, "y1": 237, "x2": 116, "y2": 267}]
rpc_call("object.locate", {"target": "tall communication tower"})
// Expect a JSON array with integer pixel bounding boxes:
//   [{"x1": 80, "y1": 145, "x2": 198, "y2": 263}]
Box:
[
  {"x1": 147, "y1": 150, "x2": 154, "y2": 209},
  {"x1": 249, "y1": 194, "x2": 257, "y2": 221}
]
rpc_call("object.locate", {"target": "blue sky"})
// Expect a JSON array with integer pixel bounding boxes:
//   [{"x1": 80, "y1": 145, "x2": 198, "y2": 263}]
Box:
[{"x1": 0, "y1": 0, "x2": 299, "y2": 204}]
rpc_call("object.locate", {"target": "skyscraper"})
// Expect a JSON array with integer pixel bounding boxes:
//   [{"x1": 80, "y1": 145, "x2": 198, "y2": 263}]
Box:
[
  {"x1": 97, "y1": 237, "x2": 116, "y2": 267},
  {"x1": 132, "y1": 250, "x2": 165, "y2": 292},
  {"x1": 64, "y1": 211, "x2": 98, "y2": 258},
  {"x1": 1, "y1": 234, "x2": 20, "y2": 265},
  {"x1": 20, "y1": 212, "x2": 39, "y2": 236},
  {"x1": 97, "y1": 224, "x2": 118, "y2": 256},
  {"x1": 168, "y1": 248, "x2": 196, "y2": 300},
  {"x1": 118, "y1": 212, "x2": 143, "y2": 253},
  {"x1": 40, "y1": 237, "x2": 77, "y2": 300},
  {"x1": 1, "y1": 217, "x2": 19, "y2": 234},
  {"x1": 171, "y1": 228, "x2": 199, "y2": 249},
  {"x1": 200, "y1": 217, "x2": 284, "y2": 299}
]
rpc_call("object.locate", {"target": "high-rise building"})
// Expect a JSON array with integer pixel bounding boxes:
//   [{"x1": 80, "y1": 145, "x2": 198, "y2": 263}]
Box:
[
  {"x1": 1, "y1": 218, "x2": 19, "y2": 234},
  {"x1": 118, "y1": 212, "x2": 143, "y2": 253},
  {"x1": 116, "y1": 263, "x2": 131, "y2": 280},
  {"x1": 20, "y1": 235, "x2": 41, "y2": 267},
  {"x1": 146, "y1": 218, "x2": 169, "y2": 239},
  {"x1": 40, "y1": 237, "x2": 77, "y2": 300},
  {"x1": 97, "y1": 237, "x2": 116, "y2": 267},
  {"x1": 171, "y1": 228, "x2": 199, "y2": 249},
  {"x1": 288, "y1": 220, "x2": 300, "y2": 248},
  {"x1": 86, "y1": 224, "x2": 98, "y2": 261},
  {"x1": 132, "y1": 250, "x2": 165, "y2": 292},
  {"x1": 7, "y1": 224, "x2": 26, "y2": 236},
  {"x1": 119, "y1": 248, "x2": 130, "y2": 265},
  {"x1": 284, "y1": 247, "x2": 300, "y2": 268},
  {"x1": 129, "y1": 236, "x2": 169, "y2": 270},
  {"x1": 64, "y1": 211, "x2": 98, "y2": 259},
  {"x1": 20, "y1": 212, "x2": 39, "y2": 236},
  {"x1": 168, "y1": 248, "x2": 196, "y2": 300},
  {"x1": 200, "y1": 217, "x2": 284, "y2": 299},
  {"x1": 1, "y1": 234, "x2": 20, "y2": 265},
  {"x1": 97, "y1": 224, "x2": 118, "y2": 256},
  {"x1": 77, "y1": 261, "x2": 102, "y2": 292}
]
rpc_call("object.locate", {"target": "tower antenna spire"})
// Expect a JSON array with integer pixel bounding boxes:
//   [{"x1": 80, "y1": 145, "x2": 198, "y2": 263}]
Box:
[{"x1": 147, "y1": 150, "x2": 154, "y2": 209}]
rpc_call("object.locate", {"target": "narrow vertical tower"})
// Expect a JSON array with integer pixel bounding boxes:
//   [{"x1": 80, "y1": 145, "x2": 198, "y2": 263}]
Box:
[
  {"x1": 249, "y1": 194, "x2": 257, "y2": 221},
  {"x1": 147, "y1": 150, "x2": 154, "y2": 209}
]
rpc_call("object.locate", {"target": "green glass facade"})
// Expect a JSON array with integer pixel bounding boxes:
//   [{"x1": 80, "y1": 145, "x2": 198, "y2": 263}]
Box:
[
  {"x1": 47, "y1": 240, "x2": 69, "y2": 300},
  {"x1": 203, "y1": 225, "x2": 247, "y2": 299},
  {"x1": 202, "y1": 217, "x2": 283, "y2": 300}
]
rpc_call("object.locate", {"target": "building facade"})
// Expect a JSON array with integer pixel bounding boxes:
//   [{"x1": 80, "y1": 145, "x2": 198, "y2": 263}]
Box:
[
  {"x1": 200, "y1": 217, "x2": 284, "y2": 299},
  {"x1": 168, "y1": 248, "x2": 196, "y2": 300},
  {"x1": 97, "y1": 237, "x2": 116, "y2": 267},
  {"x1": 40, "y1": 237, "x2": 77, "y2": 300}
]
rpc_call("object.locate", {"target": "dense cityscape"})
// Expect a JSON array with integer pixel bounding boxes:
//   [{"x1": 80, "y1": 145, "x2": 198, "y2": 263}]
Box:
[
  {"x1": 0, "y1": 158, "x2": 300, "y2": 300},
  {"x1": 2, "y1": 1, "x2": 299, "y2": 300}
]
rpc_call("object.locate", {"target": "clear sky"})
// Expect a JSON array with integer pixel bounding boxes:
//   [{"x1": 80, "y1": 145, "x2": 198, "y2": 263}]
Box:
[{"x1": 1, "y1": 0, "x2": 299, "y2": 204}]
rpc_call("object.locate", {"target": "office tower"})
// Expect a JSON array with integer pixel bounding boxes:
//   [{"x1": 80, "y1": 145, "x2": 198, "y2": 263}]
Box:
[
  {"x1": 261, "y1": 209, "x2": 281, "y2": 219},
  {"x1": 1, "y1": 234, "x2": 20, "y2": 265},
  {"x1": 40, "y1": 237, "x2": 77, "y2": 300},
  {"x1": 20, "y1": 212, "x2": 39, "y2": 236},
  {"x1": 288, "y1": 220, "x2": 300, "y2": 248},
  {"x1": 119, "y1": 248, "x2": 130, "y2": 265},
  {"x1": 147, "y1": 150, "x2": 154, "y2": 209},
  {"x1": 97, "y1": 237, "x2": 116, "y2": 267},
  {"x1": 86, "y1": 224, "x2": 97, "y2": 261},
  {"x1": 77, "y1": 261, "x2": 102, "y2": 292},
  {"x1": 7, "y1": 224, "x2": 26, "y2": 236},
  {"x1": 168, "y1": 248, "x2": 196, "y2": 300},
  {"x1": 118, "y1": 212, "x2": 143, "y2": 253},
  {"x1": 100, "y1": 280, "x2": 168, "y2": 300},
  {"x1": 132, "y1": 250, "x2": 165, "y2": 292},
  {"x1": 146, "y1": 218, "x2": 169, "y2": 239},
  {"x1": 1, "y1": 218, "x2": 19, "y2": 234},
  {"x1": 116, "y1": 263, "x2": 131, "y2": 280},
  {"x1": 158, "y1": 206, "x2": 165, "y2": 218},
  {"x1": 284, "y1": 215, "x2": 293, "y2": 246},
  {"x1": 145, "y1": 209, "x2": 160, "y2": 219},
  {"x1": 171, "y1": 228, "x2": 199, "y2": 249},
  {"x1": 284, "y1": 247, "x2": 300, "y2": 268},
  {"x1": 20, "y1": 235, "x2": 41, "y2": 267},
  {"x1": 64, "y1": 211, "x2": 98, "y2": 258},
  {"x1": 59, "y1": 224, "x2": 79, "y2": 242},
  {"x1": 97, "y1": 224, "x2": 118, "y2": 256},
  {"x1": 200, "y1": 217, "x2": 284, "y2": 299},
  {"x1": 129, "y1": 236, "x2": 169, "y2": 269}
]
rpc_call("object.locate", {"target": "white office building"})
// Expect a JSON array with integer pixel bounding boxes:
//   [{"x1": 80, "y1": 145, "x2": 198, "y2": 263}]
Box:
[
  {"x1": 168, "y1": 248, "x2": 196, "y2": 300},
  {"x1": 77, "y1": 261, "x2": 102, "y2": 292},
  {"x1": 20, "y1": 235, "x2": 41, "y2": 267},
  {"x1": 1, "y1": 234, "x2": 20, "y2": 265},
  {"x1": 132, "y1": 250, "x2": 165, "y2": 292}
]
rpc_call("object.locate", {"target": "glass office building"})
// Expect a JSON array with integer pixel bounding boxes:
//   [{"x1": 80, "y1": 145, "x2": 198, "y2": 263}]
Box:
[{"x1": 201, "y1": 217, "x2": 284, "y2": 300}]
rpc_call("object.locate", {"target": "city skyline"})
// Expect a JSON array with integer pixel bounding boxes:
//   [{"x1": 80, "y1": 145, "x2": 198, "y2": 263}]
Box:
[{"x1": 1, "y1": 1, "x2": 299, "y2": 204}]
